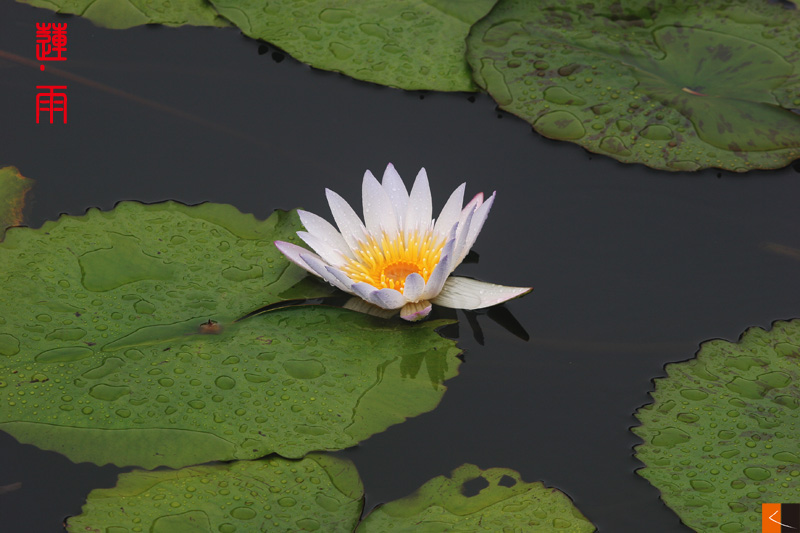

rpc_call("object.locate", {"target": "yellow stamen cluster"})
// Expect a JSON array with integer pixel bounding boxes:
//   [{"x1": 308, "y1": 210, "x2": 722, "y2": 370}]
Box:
[{"x1": 341, "y1": 230, "x2": 446, "y2": 292}]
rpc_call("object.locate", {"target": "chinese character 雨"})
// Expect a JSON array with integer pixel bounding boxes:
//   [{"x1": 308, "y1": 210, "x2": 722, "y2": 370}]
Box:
[{"x1": 36, "y1": 86, "x2": 67, "y2": 124}]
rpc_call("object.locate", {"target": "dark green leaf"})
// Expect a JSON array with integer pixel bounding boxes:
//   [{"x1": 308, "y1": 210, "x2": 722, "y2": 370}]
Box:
[
  {"x1": 467, "y1": 0, "x2": 800, "y2": 171},
  {"x1": 17, "y1": 0, "x2": 229, "y2": 29},
  {"x1": 209, "y1": 0, "x2": 497, "y2": 91}
]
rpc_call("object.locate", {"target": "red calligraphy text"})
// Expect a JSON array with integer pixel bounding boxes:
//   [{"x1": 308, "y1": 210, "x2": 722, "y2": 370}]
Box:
[
  {"x1": 36, "y1": 23, "x2": 67, "y2": 70},
  {"x1": 36, "y1": 86, "x2": 67, "y2": 124}
]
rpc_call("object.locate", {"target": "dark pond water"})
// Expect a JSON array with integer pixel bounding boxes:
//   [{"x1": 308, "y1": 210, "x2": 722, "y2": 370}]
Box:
[{"x1": 3, "y1": 3, "x2": 800, "y2": 531}]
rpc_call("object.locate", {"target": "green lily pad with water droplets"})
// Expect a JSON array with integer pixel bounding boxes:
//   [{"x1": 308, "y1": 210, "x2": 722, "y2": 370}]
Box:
[
  {"x1": 0, "y1": 201, "x2": 311, "y2": 328},
  {"x1": 17, "y1": 0, "x2": 229, "y2": 29},
  {"x1": 66, "y1": 460, "x2": 594, "y2": 532},
  {"x1": 357, "y1": 464, "x2": 596, "y2": 532},
  {"x1": 0, "y1": 202, "x2": 461, "y2": 468},
  {"x1": 208, "y1": 0, "x2": 497, "y2": 91},
  {"x1": 633, "y1": 319, "x2": 800, "y2": 532},
  {"x1": 466, "y1": 0, "x2": 800, "y2": 171},
  {"x1": 0, "y1": 167, "x2": 34, "y2": 241},
  {"x1": 65, "y1": 453, "x2": 364, "y2": 532}
]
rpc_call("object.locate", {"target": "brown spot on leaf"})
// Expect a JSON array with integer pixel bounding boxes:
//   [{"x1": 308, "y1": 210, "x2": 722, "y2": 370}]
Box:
[{"x1": 198, "y1": 319, "x2": 222, "y2": 335}]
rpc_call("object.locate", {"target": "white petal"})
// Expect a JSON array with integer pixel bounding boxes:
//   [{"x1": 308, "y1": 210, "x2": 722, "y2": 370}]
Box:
[
  {"x1": 431, "y1": 277, "x2": 532, "y2": 310},
  {"x1": 404, "y1": 168, "x2": 432, "y2": 235},
  {"x1": 457, "y1": 191, "x2": 495, "y2": 265},
  {"x1": 297, "y1": 231, "x2": 347, "y2": 267},
  {"x1": 326, "y1": 188, "x2": 368, "y2": 253},
  {"x1": 299, "y1": 252, "x2": 351, "y2": 292},
  {"x1": 451, "y1": 204, "x2": 476, "y2": 272},
  {"x1": 371, "y1": 288, "x2": 407, "y2": 309},
  {"x1": 400, "y1": 301, "x2": 432, "y2": 321},
  {"x1": 350, "y1": 282, "x2": 406, "y2": 310},
  {"x1": 297, "y1": 210, "x2": 353, "y2": 259},
  {"x1": 433, "y1": 183, "x2": 465, "y2": 238},
  {"x1": 402, "y1": 272, "x2": 425, "y2": 302},
  {"x1": 325, "y1": 266, "x2": 358, "y2": 291},
  {"x1": 461, "y1": 191, "x2": 484, "y2": 218},
  {"x1": 381, "y1": 163, "x2": 409, "y2": 226},
  {"x1": 362, "y1": 170, "x2": 398, "y2": 237},
  {"x1": 274, "y1": 241, "x2": 321, "y2": 277},
  {"x1": 451, "y1": 192, "x2": 482, "y2": 262},
  {"x1": 420, "y1": 254, "x2": 452, "y2": 300},
  {"x1": 343, "y1": 297, "x2": 397, "y2": 319},
  {"x1": 420, "y1": 224, "x2": 459, "y2": 300},
  {"x1": 350, "y1": 281, "x2": 379, "y2": 302}
]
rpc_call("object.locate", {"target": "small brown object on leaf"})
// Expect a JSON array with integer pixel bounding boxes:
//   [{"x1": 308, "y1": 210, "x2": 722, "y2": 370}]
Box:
[{"x1": 198, "y1": 319, "x2": 221, "y2": 334}]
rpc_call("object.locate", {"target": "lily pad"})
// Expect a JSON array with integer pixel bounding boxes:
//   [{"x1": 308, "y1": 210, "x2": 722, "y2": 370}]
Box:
[
  {"x1": 0, "y1": 166, "x2": 34, "y2": 240},
  {"x1": 0, "y1": 202, "x2": 461, "y2": 468},
  {"x1": 634, "y1": 319, "x2": 800, "y2": 532},
  {"x1": 17, "y1": 0, "x2": 229, "y2": 29},
  {"x1": 0, "y1": 201, "x2": 311, "y2": 327},
  {"x1": 66, "y1": 460, "x2": 594, "y2": 532},
  {"x1": 66, "y1": 454, "x2": 364, "y2": 532},
  {"x1": 358, "y1": 464, "x2": 596, "y2": 532},
  {"x1": 466, "y1": 0, "x2": 800, "y2": 171},
  {"x1": 209, "y1": 0, "x2": 497, "y2": 91}
]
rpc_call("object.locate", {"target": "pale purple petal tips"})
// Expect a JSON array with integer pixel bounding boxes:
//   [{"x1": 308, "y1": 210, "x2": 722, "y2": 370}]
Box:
[
  {"x1": 299, "y1": 252, "x2": 351, "y2": 292},
  {"x1": 371, "y1": 288, "x2": 407, "y2": 309},
  {"x1": 460, "y1": 191, "x2": 496, "y2": 263},
  {"x1": 274, "y1": 241, "x2": 321, "y2": 277},
  {"x1": 402, "y1": 272, "x2": 425, "y2": 302},
  {"x1": 400, "y1": 301, "x2": 433, "y2": 321}
]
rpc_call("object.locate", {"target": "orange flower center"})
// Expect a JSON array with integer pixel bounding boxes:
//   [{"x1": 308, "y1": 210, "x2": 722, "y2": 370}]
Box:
[{"x1": 341, "y1": 231, "x2": 445, "y2": 292}]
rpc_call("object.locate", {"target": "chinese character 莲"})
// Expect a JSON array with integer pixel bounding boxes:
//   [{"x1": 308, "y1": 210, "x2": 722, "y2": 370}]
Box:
[{"x1": 36, "y1": 23, "x2": 67, "y2": 68}]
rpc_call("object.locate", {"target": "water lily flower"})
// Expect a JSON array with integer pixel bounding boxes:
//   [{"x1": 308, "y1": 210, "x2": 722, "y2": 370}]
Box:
[{"x1": 275, "y1": 164, "x2": 531, "y2": 321}]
